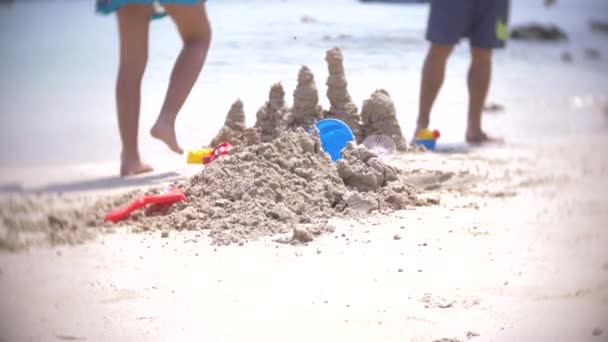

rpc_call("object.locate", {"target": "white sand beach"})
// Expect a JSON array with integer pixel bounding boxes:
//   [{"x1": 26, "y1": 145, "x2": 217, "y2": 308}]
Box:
[{"x1": 1, "y1": 133, "x2": 607, "y2": 341}]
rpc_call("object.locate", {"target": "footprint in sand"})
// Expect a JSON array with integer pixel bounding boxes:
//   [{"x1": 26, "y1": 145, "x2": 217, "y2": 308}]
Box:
[
  {"x1": 420, "y1": 292, "x2": 481, "y2": 309},
  {"x1": 100, "y1": 288, "x2": 142, "y2": 304}
]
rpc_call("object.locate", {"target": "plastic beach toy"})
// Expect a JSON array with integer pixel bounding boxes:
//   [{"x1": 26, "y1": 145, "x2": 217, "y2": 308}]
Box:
[
  {"x1": 203, "y1": 142, "x2": 232, "y2": 165},
  {"x1": 311, "y1": 118, "x2": 355, "y2": 162},
  {"x1": 187, "y1": 148, "x2": 214, "y2": 164},
  {"x1": 103, "y1": 187, "x2": 187, "y2": 223},
  {"x1": 414, "y1": 128, "x2": 440, "y2": 151},
  {"x1": 415, "y1": 139, "x2": 436, "y2": 150},
  {"x1": 187, "y1": 143, "x2": 232, "y2": 165},
  {"x1": 361, "y1": 135, "x2": 396, "y2": 159}
]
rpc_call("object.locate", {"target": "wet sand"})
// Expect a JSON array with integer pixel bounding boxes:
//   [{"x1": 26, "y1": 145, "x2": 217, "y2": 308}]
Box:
[{"x1": 1, "y1": 134, "x2": 607, "y2": 341}]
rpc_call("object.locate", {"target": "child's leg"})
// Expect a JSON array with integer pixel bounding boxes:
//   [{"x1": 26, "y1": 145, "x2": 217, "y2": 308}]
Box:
[
  {"x1": 116, "y1": 4, "x2": 154, "y2": 176},
  {"x1": 414, "y1": 43, "x2": 453, "y2": 140},
  {"x1": 150, "y1": 0, "x2": 211, "y2": 154}
]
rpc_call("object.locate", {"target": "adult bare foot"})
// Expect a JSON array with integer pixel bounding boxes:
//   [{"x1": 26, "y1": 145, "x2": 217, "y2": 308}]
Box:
[
  {"x1": 150, "y1": 117, "x2": 184, "y2": 155},
  {"x1": 120, "y1": 158, "x2": 154, "y2": 177},
  {"x1": 465, "y1": 130, "x2": 504, "y2": 145}
]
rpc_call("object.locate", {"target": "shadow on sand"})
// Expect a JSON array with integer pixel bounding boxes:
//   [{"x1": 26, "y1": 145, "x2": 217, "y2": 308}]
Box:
[
  {"x1": 433, "y1": 142, "x2": 473, "y2": 154},
  {"x1": 0, "y1": 171, "x2": 184, "y2": 194}
]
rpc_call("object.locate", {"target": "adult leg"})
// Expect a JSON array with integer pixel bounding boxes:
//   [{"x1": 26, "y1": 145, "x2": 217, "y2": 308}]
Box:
[
  {"x1": 116, "y1": 4, "x2": 154, "y2": 176},
  {"x1": 465, "y1": 46, "x2": 497, "y2": 143},
  {"x1": 415, "y1": 0, "x2": 468, "y2": 140},
  {"x1": 150, "y1": 0, "x2": 212, "y2": 154},
  {"x1": 466, "y1": 0, "x2": 509, "y2": 143},
  {"x1": 415, "y1": 43, "x2": 453, "y2": 137}
]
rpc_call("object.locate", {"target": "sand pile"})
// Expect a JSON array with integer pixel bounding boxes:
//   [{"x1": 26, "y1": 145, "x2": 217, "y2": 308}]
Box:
[
  {"x1": 0, "y1": 129, "x2": 431, "y2": 249},
  {"x1": 210, "y1": 99, "x2": 261, "y2": 147},
  {"x1": 338, "y1": 143, "x2": 426, "y2": 213},
  {"x1": 124, "y1": 129, "x2": 428, "y2": 246},
  {"x1": 255, "y1": 83, "x2": 290, "y2": 142},
  {"x1": 337, "y1": 142, "x2": 399, "y2": 192},
  {"x1": 287, "y1": 66, "x2": 323, "y2": 131},
  {"x1": 323, "y1": 47, "x2": 362, "y2": 142},
  {"x1": 148, "y1": 129, "x2": 344, "y2": 245},
  {"x1": 0, "y1": 192, "x2": 141, "y2": 250},
  {"x1": 0, "y1": 129, "x2": 429, "y2": 250},
  {"x1": 360, "y1": 89, "x2": 408, "y2": 151}
]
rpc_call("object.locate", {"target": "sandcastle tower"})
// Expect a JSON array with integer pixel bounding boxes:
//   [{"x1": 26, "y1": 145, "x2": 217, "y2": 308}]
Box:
[
  {"x1": 254, "y1": 82, "x2": 290, "y2": 142},
  {"x1": 239, "y1": 127, "x2": 262, "y2": 146},
  {"x1": 210, "y1": 99, "x2": 260, "y2": 147},
  {"x1": 288, "y1": 66, "x2": 323, "y2": 130},
  {"x1": 360, "y1": 89, "x2": 408, "y2": 151},
  {"x1": 324, "y1": 47, "x2": 362, "y2": 142}
]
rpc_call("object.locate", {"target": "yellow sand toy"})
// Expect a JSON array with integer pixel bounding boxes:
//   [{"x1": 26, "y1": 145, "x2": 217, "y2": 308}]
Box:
[
  {"x1": 414, "y1": 128, "x2": 441, "y2": 150},
  {"x1": 187, "y1": 148, "x2": 214, "y2": 164}
]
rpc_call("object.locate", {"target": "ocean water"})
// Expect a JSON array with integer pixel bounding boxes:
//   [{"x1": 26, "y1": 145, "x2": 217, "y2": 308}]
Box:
[{"x1": 0, "y1": 0, "x2": 607, "y2": 167}]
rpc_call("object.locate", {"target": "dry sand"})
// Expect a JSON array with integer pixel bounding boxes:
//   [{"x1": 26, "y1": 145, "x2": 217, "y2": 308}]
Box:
[{"x1": 1, "y1": 134, "x2": 607, "y2": 341}]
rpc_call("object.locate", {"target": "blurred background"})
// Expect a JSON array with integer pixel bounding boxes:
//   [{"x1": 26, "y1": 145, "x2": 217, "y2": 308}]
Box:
[{"x1": 0, "y1": 0, "x2": 606, "y2": 168}]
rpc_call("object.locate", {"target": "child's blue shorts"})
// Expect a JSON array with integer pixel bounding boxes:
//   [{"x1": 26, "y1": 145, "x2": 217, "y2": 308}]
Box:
[
  {"x1": 426, "y1": 0, "x2": 510, "y2": 49},
  {"x1": 96, "y1": 0, "x2": 205, "y2": 20}
]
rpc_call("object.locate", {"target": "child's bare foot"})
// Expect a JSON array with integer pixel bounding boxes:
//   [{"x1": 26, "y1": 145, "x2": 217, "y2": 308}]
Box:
[
  {"x1": 120, "y1": 158, "x2": 154, "y2": 177},
  {"x1": 150, "y1": 117, "x2": 184, "y2": 155},
  {"x1": 466, "y1": 130, "x2": 504, "y2": 145}
]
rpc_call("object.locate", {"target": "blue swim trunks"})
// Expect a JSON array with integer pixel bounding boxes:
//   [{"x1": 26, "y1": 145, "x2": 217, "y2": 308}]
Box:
[
  {"x1": 96, "y1": 0, "x2": 204, "y2": 19},
  {"x1": 426, "y1": 0, "x2": 510, "y2": 49}
]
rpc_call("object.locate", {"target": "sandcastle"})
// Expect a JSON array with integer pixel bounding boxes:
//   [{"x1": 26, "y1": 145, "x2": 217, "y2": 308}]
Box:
[
  {"x1": 210, "y1": 99, "x2": 260, "y2": 147},
  {"x1": 323, "y1": 47, "x2": 362, "y2": 142},
  {"x1": 360, "y1": 89, "x2": 408, "y2": 151},
  {"x1": 287, "y1": 66, "x2": 323, "y2": 131},
  {"x1": 138, "y1": 130, "x2": 425, "y2": 245},
  {"x1": 210, "y1": 48, "x2": 408, "y2": 153},
  {"x1": 254, "y1": 82, "x2": 290, "y2": 143}
]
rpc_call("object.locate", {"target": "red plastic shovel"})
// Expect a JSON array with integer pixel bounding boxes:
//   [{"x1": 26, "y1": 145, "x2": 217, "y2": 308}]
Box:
[{"x1": 103, "y1": 187, "x2": 187, "y2": 223}]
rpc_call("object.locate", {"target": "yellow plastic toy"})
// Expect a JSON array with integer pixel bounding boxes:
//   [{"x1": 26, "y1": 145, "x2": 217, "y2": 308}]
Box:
[
  {"x1": 414, "y1": 128, "x2": 441, "y2": 150},
  {"x1": 187, "y1": 148, "x2": 214, "y2": 164},
  {"x1": 416, "y1": 128, "x2": 440, "y2": 140}
]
